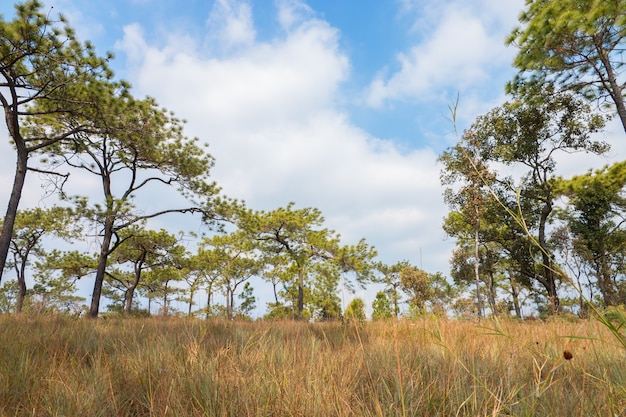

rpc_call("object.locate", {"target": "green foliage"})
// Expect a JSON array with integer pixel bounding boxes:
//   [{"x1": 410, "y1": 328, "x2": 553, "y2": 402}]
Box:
[
  {"x1": 106, "y1": 227, "x2": 183, "y2": 316},
  {"x1": 0, "y1": 0, "x2": 116, "y2": 283},
  {"x1": 264, "y1": 303, "x2": 298, "y2": 320},
  {"x1": 371, "y1": 291, "x2": 393, "y2": 320},
  {"x1": 454, "y1": 83, "x2": 608, "y2": 313},
  {"x1": 243, "y1": 203, "x2": 375, "y2": 320},
  {"x1": 508, "y1": 0, "x2": 626, "y2": 130},
  {"x1": 197, "y1": 230, "x2": 261, "y2": 320},
  {"x1": 1, "y1": 206, "x2": 83, "y2": 312},
  {"x1": 344, "y1": 297, "x2": 366, "y2": 322},
  {"x1": 0, "y1": 280, "x2": 19, "y2": 313},
  {"x1": 237, "y1": 282, "x2": 256, "y2": 319},
  {"x1": 555, "y1": 161, "x2": 626, "y2": 306},
  {"x1": 376, "y1": 261, "x2": 404, "y2": 317}
]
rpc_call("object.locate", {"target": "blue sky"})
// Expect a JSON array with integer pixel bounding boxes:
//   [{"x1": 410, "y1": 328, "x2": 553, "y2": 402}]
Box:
[{"x1": 3, "y1": 0, "x2": 625, "y2": 314}]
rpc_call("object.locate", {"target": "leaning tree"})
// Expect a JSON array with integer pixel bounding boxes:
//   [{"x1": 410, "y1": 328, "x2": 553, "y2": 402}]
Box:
[{"x1": 0, "y1": 1, "x2": 114, "y2": 282}]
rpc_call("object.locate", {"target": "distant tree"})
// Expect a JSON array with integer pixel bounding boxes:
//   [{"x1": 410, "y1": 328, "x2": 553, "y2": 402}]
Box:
[
  {"x1": 244, "y1": 204, "x2": 374, "y2": 319},
  {"x1": 1, "y1": 206, "x2": 83, "y2": 312},
  {"x1": 197, "y1": 230, "x2": 261, "y2": 320},
  {"x1": 371, "y1": 291, "x2": 393, "y2": 321},
  {"x1": 556, "y1": 161, "x2": 626, "y2": 306},
  {"x1": 439, "y1": 120, "x2": 497, "y2": 317},
  {"x1": 508, "y1": 0, "x2": 626, "y2": 131},
  {"x1": 106, "y1": 227, "x2": 181, "y2": 316},
  {"x1": 237, "y1": 282, "x2": 256, "y2": 319},
  {"x1": 467, "y1": 83, "x2": 608, "y2": 312},
  {"x1": 344, "y1": 297, "x2": 366, "y2": 322},
  {"x1": 141, "y1": 244, "x2": 188, "y2": 317},
  {"x1": 35, "y1": 87, "x2": 224, "y2": 318},
  {"x1": 32, "y1": 250, "x2": 91, "y2": 315},
  {"x1": 0, "y1": 281, "x2": 19, "y2": 313},
  {"x1": 400, "y1": 263, "x2": 455, "y2": 318},
  {"x1": 0, "y1": 1, "x2": 113, "y2": 283},
  {"x1": 400, "y1": 264, "x2": 431, "y2": 316},
  {"x1": 310, "y1": 265, "x2": 343, "y2": 321},
  {"x1": 376, "y1": 262, "x2": 404, "y2": 317}
]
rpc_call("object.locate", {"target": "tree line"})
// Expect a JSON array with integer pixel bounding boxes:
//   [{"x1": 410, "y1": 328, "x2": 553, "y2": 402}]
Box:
[{"x1": 1, "y1": 0, "x2": 625, "y2": 320}]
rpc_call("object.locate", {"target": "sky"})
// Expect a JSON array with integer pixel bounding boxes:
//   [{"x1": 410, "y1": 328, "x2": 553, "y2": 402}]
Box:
[{"x1": 2, "y1": 0, "x2": 625, "y2": 315}]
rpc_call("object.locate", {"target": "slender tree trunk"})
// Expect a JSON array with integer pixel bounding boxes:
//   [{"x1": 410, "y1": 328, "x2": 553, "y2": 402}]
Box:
[
  {"x1": 509, "y1": 275, "x2": 522, "y2": 319},
  {"x1": 473, "y1": 217, "x2": 483, "y2": 318},
  {"x1": 89, "y1": 216, "x2": 114, "y2": 318},
  {"x1": 163, "y1": 281, "x2": 169, "y2": 316},
  {"x1": 15, "y1": 250, "x2": 30, "y2": 313},
  {"x1": 188, "y1": 287, "x2": 195, "y2": 317},
  {"x1": 487, "y1": 271, "x2": 498, "y2": 316},
  {"x1": 227, "y1": 287, "x2": 234, "y2": 320},
  {"x1": 538, "y1": 200, "x2": 559, "y2": 313},
  {"x1": 205, "y1": 281, "x2": 213, "y2": 319},
  {"x1": 124, "y1": 288, "x2": 135, "y2": 316},
  {"x1": 597, "y1": 240, "x2": 618, "y2": 306},
  {"x1": 297, "y1": 270, "x2": 304, "y2": 319},
  {"x1": 594, "y1": 36, "x2": 626, "y2": 133},
  {"x1": 0, "y1": 148, "x2": 28, "y2": 285},
  {"x1": 124, "y1": 257, "x2": 144, "y2": 316}
]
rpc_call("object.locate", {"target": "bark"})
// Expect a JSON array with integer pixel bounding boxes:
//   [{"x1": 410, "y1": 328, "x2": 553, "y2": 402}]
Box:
[
  {"x1": 297, "y1": 270, "x2": 304, "y2": 319},
  {"x1": 509, "y1": 275, "x2": 522, "y2": 319},
  {"x1": 0, "y1": 146, "x2": 28, "y2": 285},
  {"x1": 473, "y1": 217, "x2": 483, "y2": 318},
  {"x1": 538, "y1": 198, "x2": 559, "y2": 313},
  {"x1": 16, "y1": 255, "x2": 28, "y2": 313},
  {"x1": 205, "y1": 282, "x2": 214, "y2": 319},
  {"x1": 89, "y1": 216, "x2": 114, "y2": 318},
  {"x1": 593, "y1": 35, "x2": 626, "y2": 133}
]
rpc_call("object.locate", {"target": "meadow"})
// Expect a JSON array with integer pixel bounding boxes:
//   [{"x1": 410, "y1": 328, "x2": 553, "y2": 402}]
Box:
[{"x1": 0, "y1": 315, "x2": 624, "y2": 416}]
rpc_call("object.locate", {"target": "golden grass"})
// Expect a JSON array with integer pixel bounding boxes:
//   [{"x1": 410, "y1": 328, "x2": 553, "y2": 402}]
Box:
[{"x1": 0, "y1": 315, "x2": 623, "y2": 416}]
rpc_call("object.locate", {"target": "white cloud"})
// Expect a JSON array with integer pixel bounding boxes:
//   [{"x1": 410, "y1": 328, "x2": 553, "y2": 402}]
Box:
[
  {"x1": 116, "y1": 0, "x2": 451, "y2": 272},
  {"x1": 276, "y1": 0, "x2": 314, "y2": 31},
  {"x1": 206, "y1": 0, "x2": 256, "y2": 51},
  {"x1": 365, "y1": 0, "x2": 523, "y2": 108}
]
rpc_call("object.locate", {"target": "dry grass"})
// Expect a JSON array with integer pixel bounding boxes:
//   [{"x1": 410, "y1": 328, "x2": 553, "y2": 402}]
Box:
[{"x1": 0, "y1": 315, "x2": 623, "y2": 416}]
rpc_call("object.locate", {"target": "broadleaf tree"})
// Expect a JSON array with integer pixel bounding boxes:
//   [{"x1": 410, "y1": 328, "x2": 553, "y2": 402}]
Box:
[{"x1": 466, "y1": 83, "x2": 608, "y2": 312}]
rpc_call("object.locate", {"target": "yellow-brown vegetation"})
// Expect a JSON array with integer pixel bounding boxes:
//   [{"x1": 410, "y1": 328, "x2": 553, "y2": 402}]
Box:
[{"x1": 0, "y1": 315, "x2": 623, "y2": 416}]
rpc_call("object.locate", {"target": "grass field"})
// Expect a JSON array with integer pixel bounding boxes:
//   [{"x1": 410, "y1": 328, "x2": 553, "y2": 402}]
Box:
[{"x1": 0, "y1": 315, "x2": 624, "y2": 416}]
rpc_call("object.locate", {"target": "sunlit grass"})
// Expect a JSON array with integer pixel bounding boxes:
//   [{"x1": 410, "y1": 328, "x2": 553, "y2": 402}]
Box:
[{"x1": 0, "y1": 315, "x2": 623, "y2": 416}]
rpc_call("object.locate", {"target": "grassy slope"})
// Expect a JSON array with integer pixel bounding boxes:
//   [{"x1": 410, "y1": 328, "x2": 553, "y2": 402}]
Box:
[{"x1": 0, "y1": 316, "x2": 624, "y2": 416}]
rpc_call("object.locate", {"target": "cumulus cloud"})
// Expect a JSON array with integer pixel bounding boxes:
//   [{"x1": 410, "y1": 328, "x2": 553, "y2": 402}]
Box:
[
  {"x1": 116, "y1": 0, "x2": 451, "y2": 272},
  {"x1": 206, "y1": 0, "x2": 256, "y2": 51},
  {"x1": 365, "y1": 0, "x2": 523, "y2": 108}
]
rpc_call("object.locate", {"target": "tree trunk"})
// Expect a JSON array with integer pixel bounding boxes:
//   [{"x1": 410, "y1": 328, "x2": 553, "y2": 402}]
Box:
[
  {"x1": 297, "y1": 270, "x2": 304, "y2": 319},
  {"x1": 594, "y1": 36, "x2": 626, "y2": 133},
  {"x1": 597, "y1": 240, "x2": 618, "y2": 306},
  {"x1": 205, "y1": 282, "x2": 213, "y2": 319},
  {"x1": 227, "y1": 287, "x2": 234, "y2": 320},
  {"x1": 0, "y1": 149, "x2": 28, "y2": 285},
  {"x1": 473, "y1": 218, "x2": 483, "y2": 318},
  {"x1": 124, "y1": 288, "x2": 134, "y2": 316},
  {"x1": 509, "y1": 275, "x2": 522, "y2": 319},
  {"x1": 538, "y1": 197, "x2": 559, "y2": 313},
  {"x1": 487, "y1": 270, "x2": 497, "y2": 316},
  {"x1": 16, "y1": 252, "x2": 28, "y2": 313},
  {"x1": 188, "y1": 287, "x2": 195, "y2": 317},
  {"x1": 89, "y1": 216, "x2": 114, "y2": 318}
]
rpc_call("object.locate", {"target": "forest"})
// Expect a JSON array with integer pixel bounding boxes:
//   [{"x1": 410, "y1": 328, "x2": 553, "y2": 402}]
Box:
[{"x1": 1, "y1": 1, "x2": 626, "y2": 322}]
